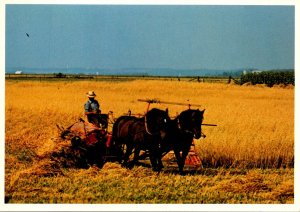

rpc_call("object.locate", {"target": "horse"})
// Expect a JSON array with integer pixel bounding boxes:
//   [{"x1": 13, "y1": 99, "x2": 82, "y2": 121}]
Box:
[
  {"x1": 162, "y1": 109, "x2": 205, "y2": 174},
  {"x1": 112, "y1": 108, "x2": 170, "y2": 171}
]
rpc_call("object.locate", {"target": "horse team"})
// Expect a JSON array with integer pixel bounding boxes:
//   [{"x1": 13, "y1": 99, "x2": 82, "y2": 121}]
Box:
[
  {"x1": 112, "y1": 108, "x2": 205, "y2": 174},
  {"x1": 60, "y1": 107, "x2": 205, "y2": 174}
]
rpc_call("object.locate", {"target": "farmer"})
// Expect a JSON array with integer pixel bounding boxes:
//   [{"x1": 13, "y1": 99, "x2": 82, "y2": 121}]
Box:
[{"x1": 84, "y1": 91, "x2": 101, "y2": 127}]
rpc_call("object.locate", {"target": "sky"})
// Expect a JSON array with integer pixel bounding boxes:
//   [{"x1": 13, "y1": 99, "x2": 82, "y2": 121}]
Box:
[{"x1": 5, "y1": 5, "x2": 295, "y2": 71}]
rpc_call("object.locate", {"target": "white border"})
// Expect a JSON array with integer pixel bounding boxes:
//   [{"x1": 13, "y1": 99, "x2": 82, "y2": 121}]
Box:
[
  {"x1": 294, "y1": 1, "x2": 299, "y2": 211},
  {"x1": 0, "y1": 0, "x2": 5, "y2": 211},
  {"x1": 1, "y1": 0, "x2": 298, "y2": 5},
  {"x1": 1, "y1": 203, "x2": 300, "y2": 211},
  {"x1": 1, "y1": 0, "x2": 299, "y2": 211}
]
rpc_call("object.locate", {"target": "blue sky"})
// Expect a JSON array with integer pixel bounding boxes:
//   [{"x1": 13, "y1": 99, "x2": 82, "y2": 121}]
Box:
[{"x1": 5, "y1": 5, "x2": 295, "y2": 71}]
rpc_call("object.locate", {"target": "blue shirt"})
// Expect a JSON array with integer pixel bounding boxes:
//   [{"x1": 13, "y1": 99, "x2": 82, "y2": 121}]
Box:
[{"x1": 84, "y1": 99, "x2": 100, "y2": 113}]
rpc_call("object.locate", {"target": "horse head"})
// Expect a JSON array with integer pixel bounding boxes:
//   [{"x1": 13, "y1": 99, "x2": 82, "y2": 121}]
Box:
[{"x1": 178, "y1": 109, "x2": 205, "y2": 139}]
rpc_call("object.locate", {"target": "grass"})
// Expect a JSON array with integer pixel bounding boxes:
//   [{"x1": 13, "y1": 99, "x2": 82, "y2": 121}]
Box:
[
  {"x1": 6, "y1": 164, "x2": 294, "y2": 204},
  {"x1": 5, "y1": 79, "x2": 294, "y2": 204}
]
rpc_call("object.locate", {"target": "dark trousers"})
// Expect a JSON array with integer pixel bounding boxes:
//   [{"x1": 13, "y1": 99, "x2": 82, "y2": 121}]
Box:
[
  {"x1": 87, "y1": 114, "x2": 108, "y2": 129},
  {"x1": 87, "y1": 114, "x2": 101, "y2": 127}
]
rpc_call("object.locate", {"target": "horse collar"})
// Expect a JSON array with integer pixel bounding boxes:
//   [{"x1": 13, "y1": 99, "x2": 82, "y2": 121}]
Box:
[{"x1": 144, "y1": 115, "x2": 160, "y2": 136}]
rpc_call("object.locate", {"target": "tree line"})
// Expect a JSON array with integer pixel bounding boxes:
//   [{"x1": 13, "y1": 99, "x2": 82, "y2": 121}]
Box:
[{"x1": 240, "y1": 71, "x2": 294, "y2": 87}]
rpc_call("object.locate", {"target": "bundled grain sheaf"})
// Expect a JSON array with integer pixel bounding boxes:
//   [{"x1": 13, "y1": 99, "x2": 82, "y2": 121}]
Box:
[{"x1": 241, "y1": 71, "x2": 294, "y2": 87}]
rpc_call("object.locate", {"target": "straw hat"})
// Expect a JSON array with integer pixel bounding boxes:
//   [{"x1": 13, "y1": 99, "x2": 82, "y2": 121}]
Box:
[{"x1": 86, "y1": 91, "x2": 96, "y2": 98}]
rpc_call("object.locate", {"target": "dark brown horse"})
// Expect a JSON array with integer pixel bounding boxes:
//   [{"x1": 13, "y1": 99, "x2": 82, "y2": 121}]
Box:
[
  {"x1": 162, "y1": 109, "x2": 205, "y2": 174},
  {"x1": 112, "y1": 108, "x2": 170, "y2": 171}
]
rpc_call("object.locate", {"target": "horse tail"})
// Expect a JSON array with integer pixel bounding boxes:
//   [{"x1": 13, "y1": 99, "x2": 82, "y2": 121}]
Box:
[
  {"x1": 112, "y1": 116, "x2": 138, "y2": 144},
  {"x1": 112, "y1": 116, "x2": 125, "y2": 144}
]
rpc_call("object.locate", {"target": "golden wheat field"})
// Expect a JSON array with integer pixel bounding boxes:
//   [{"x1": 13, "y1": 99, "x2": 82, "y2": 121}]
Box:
[{"x1": 5, "y1": 79, "x2": 295, "y2": 205}]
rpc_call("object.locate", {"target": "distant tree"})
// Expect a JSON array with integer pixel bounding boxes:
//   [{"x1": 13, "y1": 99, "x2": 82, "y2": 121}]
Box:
[
  {"x1": 54, "y1": 72, "x2": 66, "y2": 78},
  {"x1": 240, "y1": 71, "x2": 294, "y2": 86}
]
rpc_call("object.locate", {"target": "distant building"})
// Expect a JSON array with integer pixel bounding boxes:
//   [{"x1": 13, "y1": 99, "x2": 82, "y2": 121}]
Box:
[
  {"x1": 243, "y1": 69, "x2": 261, "y2": 75},
  {"x1": 252, "y1": 70, "x2": 262, "y2": 74},
  {"x1": 15, "y1": 70, "x2": 23, "y2": 74}
]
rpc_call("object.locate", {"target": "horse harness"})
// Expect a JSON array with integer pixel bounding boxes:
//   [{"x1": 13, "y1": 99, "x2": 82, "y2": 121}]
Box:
[
  {"x1": 176, "y1": 118, "x2": 194, "y2": 135},
  {"x1": 176, "y1": 117, "x2": 206, "y2": 138}
]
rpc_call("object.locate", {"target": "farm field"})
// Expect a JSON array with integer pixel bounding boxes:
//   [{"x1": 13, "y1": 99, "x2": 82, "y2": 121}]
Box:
[{"x1": 4, "y1": 79, "x2": 294, "y2": 204}]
